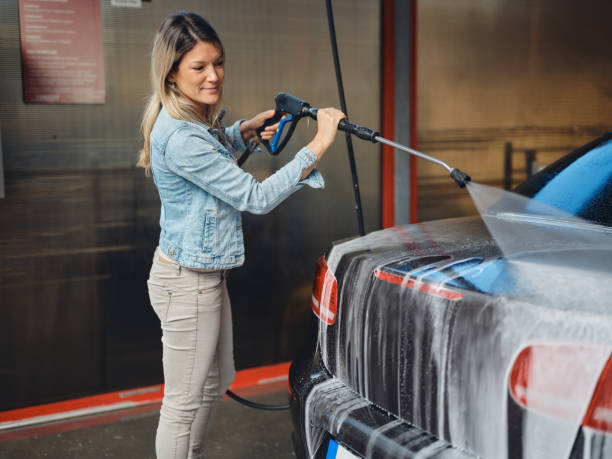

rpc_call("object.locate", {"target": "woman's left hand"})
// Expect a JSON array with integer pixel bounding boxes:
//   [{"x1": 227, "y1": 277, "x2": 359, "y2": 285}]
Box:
[{"x1": 240, "y1": 110, "x2": 282, "y2": 142}]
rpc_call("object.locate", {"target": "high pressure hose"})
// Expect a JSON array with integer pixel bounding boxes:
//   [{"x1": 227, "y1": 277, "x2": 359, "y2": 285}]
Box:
[
  {"x1": 224, "y1": 0, "x2": 363, "y2": 412},
  {"x1": 326, "y1": 0, "x2": 367, "y2": 237},
  {"x1": 225, "y1": 388, "x2": 289, "y2": 411}
]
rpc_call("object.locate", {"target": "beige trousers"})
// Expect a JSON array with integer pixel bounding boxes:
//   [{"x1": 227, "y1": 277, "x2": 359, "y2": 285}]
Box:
[{"x1": 147, "y1": 247, "x2": 236, "y2": 459}]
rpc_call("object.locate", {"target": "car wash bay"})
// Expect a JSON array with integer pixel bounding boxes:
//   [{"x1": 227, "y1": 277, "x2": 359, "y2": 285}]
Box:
[{"x1": 1, "y1": 0, "x2": 612, "y2": 458}]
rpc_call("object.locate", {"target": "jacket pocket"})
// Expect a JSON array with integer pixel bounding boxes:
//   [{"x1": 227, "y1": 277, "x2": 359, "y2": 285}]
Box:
[{"x1": 202, "y1": 209, "x2": 217, "y2": 254}]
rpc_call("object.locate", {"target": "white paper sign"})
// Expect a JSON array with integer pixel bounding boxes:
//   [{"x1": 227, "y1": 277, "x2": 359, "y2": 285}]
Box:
[{"x1": 111, "y1": 0, "x2": 142, "y2": 7}]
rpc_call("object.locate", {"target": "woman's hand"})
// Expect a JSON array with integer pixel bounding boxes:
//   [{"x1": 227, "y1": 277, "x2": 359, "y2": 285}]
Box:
[
  {"x1": 300, "y1": 107, "x2": 345, "y2": 180},
  {"x1": 240, "y1": 110, "x2": 281, "y2": 142},
  {"x1": 307, "y1": 108, "x2": 346, "y2": 159}
]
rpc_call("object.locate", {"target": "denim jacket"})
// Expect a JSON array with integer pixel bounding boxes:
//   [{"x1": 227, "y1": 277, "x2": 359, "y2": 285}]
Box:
[{"x1": 150, "y1": 107, "x2": 324, "y2": 269}]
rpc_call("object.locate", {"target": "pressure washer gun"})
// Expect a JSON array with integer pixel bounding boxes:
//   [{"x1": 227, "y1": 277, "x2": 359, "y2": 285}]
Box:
[{"x1": 255, "y1": 92, "x2": 471, "y2": 188}]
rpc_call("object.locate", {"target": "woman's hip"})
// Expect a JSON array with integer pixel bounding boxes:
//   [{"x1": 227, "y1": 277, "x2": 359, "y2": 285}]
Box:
[{"x1": 147, "y1": 247, "x2": 228, "y2": 320}]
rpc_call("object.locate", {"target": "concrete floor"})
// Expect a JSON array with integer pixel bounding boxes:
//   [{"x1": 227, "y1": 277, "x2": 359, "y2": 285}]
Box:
[{"x1": 0, "y1": 391, "x2": 295, "y2": 459}]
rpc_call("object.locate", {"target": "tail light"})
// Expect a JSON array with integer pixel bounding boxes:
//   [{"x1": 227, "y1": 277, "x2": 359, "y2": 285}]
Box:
[
  {"x1": 582, "y1": 354, "x2": 612, "y2": 433},
  {"x1": 311, "y1": 256, "x2": 338, "y2": 325},
  {"x1": 374, "y1": 268, "x2": 464, "y2": 301},
  {"x1": 509, "y1": 343, "x2": 612, "y2": 429}
]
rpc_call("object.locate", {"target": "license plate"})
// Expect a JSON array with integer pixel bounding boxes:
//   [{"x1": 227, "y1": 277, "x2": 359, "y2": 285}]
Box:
[{"x1": 326, "y1": 438, "x2": 359, "y2": 459}]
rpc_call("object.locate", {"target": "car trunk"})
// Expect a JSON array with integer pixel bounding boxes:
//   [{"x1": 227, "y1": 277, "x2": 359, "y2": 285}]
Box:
[{"x1": 315, "y1": 217, "x2": 612, "y2": 458}]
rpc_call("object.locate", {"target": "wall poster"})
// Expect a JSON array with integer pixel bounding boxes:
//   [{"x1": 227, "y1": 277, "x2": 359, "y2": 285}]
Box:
[{"x1": 18, "y1": 0, "x2": 105, "y2": 104}]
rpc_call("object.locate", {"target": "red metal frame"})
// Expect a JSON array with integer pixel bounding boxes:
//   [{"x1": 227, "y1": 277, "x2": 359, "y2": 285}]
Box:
[
  {"x1": 409, "y1": 0, "x2": 418, "y2": 223},
  {"x1": 382, "y1": 0, "x2": 418, "y2": 228},
  {"x1": 382, "y1": 0, "x2": 395, "y2": 228}
]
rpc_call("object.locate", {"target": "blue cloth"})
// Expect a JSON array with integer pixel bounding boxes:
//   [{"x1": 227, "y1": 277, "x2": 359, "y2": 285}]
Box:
[
  {"x1": 530, "y1": 140, "x2": 612, "y2": 215},
  {"x1": 150, "y1": 107, "x2": 324, "y2": 269}
]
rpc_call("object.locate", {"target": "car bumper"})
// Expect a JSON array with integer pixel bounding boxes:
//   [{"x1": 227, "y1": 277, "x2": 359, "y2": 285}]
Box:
[{"x1": 289, "y1": 337, "x2": 477, "y2": 459}]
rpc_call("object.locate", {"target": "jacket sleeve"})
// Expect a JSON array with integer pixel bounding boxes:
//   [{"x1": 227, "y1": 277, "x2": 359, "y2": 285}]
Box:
[
  {"x1": 164, "y1": 126, "x2": 325, "y2": 215},
  {"x1": 222, "y1": 119, "x2": 249, "y2": 154}
]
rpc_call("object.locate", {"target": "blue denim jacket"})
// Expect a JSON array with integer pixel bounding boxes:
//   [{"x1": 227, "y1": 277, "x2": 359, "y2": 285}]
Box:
[{"x1": 150, "y1": 107, "x2": 324, "y2": 269}]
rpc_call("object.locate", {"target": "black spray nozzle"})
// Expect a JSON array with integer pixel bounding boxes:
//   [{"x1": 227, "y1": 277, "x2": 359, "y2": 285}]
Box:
[{"x1": 450, "y1": 168, "x2": 471, "y2": 188}]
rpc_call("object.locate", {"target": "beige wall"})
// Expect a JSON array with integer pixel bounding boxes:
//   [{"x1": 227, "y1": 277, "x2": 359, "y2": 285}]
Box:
[{"x1": 416, "y1": 0, "x2": 612, "y2": 221}]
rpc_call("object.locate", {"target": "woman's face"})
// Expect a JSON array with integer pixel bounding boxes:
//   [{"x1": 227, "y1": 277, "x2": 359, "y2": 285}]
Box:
[{"x1": 169, "y1": 41, "x2": 224, "y2": 114}]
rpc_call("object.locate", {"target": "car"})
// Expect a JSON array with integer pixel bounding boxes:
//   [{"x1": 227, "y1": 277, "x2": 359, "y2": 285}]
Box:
[{"x1": 289, "y1": 132, "x2": 612, "y2": 458}]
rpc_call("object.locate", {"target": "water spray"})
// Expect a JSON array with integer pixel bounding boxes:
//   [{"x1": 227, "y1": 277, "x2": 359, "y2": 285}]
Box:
[{"x1": 256, "y1": 92, "x2": 472, "y2": 189}]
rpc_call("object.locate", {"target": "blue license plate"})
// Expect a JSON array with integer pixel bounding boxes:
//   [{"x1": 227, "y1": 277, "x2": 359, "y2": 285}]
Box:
[{"x1": 326, "y1": 438, "x2": 359, "y2": 459}]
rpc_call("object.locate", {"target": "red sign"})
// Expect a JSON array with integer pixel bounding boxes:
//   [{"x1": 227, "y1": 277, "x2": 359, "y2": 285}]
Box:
[{"x1": 19, "y1": 0, "x2": 105, "y2": 104}]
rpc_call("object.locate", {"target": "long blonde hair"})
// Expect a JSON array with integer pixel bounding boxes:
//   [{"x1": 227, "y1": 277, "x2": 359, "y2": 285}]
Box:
[{"x1": 137, "y1": 12, "x2": 225, "y2": 174}]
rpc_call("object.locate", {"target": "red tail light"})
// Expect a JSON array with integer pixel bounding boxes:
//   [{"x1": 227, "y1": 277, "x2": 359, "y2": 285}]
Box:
[
  {"x1": 311, "y1": 256, "x2": 338, "y2": 325},
  {"x1": 374, "y1": 268, "x2": 464, "y2": 301},
  {"x1": 582, "y1": 355, "x2": 612, "y2": 433},
  {"x1": 509, "y1": 343, "x2": 612, "y2": 428}
]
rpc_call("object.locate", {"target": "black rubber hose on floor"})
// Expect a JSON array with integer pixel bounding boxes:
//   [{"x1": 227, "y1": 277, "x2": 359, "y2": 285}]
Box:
[{"x1": 225, "y1": 389, "x2": 290, "y2": 411}]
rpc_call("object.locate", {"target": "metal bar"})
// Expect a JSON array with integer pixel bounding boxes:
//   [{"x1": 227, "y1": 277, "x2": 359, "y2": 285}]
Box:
[
  {"x1": 504, "y1": 142, "x2": 513, "y2": 190},
  {"x1": 374, "y1": 136, "x2": 453, "y2": 173}
]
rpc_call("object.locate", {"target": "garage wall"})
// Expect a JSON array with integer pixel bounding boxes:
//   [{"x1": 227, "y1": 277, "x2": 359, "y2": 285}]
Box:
[
  {"x1": 0, "y1": 0, "x2": 380, "y2": 410},
  {"x1": 416, "y1": 0, "x2": 612, "y2": 221}
]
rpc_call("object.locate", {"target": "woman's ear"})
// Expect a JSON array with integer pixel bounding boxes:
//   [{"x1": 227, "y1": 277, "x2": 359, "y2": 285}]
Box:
[{"x1": 167, "y1": 72, "x2": 176, "y2": 85}]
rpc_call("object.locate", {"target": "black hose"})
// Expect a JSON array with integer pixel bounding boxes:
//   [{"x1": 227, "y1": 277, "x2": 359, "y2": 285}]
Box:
[
  {"x1": 325, "y1": 0, "x2": 366, "y2": 237},
  {"x1": 226, "y1": 0, "x2": 363, "y2": 411},
  {"x1": 223, "y1": 114, "x2": 290, "y2": 412},
  {"x1": 225, "y1": 389, "x2": 290, "y2": 411},
  {"x1": 237, "y1": 145, "x2": 253, "y2": 167}
]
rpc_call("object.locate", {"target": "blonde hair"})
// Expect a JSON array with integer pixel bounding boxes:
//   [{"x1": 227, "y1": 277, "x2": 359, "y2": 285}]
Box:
[{"x1": 138, "y1": 12, "x2": 225, "y2": 174}]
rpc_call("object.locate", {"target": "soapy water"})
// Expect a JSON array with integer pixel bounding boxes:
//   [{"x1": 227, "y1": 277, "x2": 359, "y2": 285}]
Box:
[
  {"x1": 304, "y1": 182, "x2": 612, "y2": 458},
  {"x1": 305, "y1": 377, "x2": 475, "y2": 458},
  {"x1": 466, "y1": 182, "x2": 612, "y2": 313},
  {"x1": 467, "y1": 181, "x2": 612, "y2": 256}
]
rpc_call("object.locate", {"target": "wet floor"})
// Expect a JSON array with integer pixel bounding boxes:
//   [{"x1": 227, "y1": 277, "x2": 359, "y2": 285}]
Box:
[{"x1": 0, "y1": 391, "x2": 294, "y2": 459}]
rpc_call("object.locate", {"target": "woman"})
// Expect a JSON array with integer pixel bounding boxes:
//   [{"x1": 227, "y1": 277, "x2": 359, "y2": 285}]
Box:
[{"x1": 137, "y1": 11, "x2": 344, "y2": 459}]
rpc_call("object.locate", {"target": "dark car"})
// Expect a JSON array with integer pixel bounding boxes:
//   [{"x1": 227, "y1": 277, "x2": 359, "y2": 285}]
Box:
[{"x1": 289, "y1": 132, "x2": 612, "y2": 458}]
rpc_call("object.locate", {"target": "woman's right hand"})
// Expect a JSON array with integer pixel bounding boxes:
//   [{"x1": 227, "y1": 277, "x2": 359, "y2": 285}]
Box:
[
  {"x1": 300, "y1": 107, "x2": 345, "y2": 181},
  {"x1": 307, "y1": 107, "x2": 346, "y2": 159}
]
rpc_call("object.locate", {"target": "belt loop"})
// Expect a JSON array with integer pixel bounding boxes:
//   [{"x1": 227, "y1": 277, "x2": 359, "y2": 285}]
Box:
[{"x1": 176, "y1": 264, "x2": 181, "y2": 276}]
